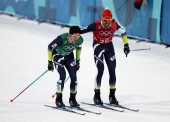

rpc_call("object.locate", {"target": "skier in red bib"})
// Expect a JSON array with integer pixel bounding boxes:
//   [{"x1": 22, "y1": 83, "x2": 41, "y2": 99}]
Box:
[{"x1": 81, "y1": 8, "x2": 130, "y2": 105}]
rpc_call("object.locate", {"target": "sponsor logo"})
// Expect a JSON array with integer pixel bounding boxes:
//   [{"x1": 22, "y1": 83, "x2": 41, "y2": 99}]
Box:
[
  {"x1": 70, "y1": 60, "x2": 76, "y2": 66},
  {"x1": 52, "y1": 43, "x2": 57, "y2": 49},
  {"x1": 110, "y1": 55, "x2": 116, "y2": 61}
]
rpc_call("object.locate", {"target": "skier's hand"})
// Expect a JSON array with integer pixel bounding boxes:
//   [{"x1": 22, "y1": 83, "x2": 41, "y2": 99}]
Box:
[
  {"x1": 76, "y1": 61, "x2": 80, "y2": 71},
  {"x1": 48, "y1": 61, "x2": 54, "y2": 71},
  {"x1": 124, "y1": 43, "x2": 130, "y2": 57}
]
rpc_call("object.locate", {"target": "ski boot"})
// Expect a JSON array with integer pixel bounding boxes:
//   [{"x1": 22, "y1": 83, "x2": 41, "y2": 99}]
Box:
[
  {"x1": 69, "y1": 93, "x2": 80, "y2": 107},
  {"x1": 55, "y1": 93, "x2": 65, "y2": 108},
  {"x1": 93, "y1": 89, "x2": 103, "y2": 105},
  {"x1": 109, "y1": 89, "x2": 119, "y2": 105}
]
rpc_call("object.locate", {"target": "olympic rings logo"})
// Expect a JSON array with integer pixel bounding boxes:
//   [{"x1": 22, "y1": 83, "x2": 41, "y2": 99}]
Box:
[
  {"x1": 63, "y1": 45, "x2": 77, "y2": 51},
  {"x1": 99, "y1": 31, "x2": 114, "y2": 36}
]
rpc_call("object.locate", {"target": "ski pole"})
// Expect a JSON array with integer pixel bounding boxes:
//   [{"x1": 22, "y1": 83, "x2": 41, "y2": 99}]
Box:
[
  {"x1": 131, "y1": 48, "x2": 151, "y2": 51},
  {"x1": 51, "y1": 76, "x2": 70, "y2": 98},
  {"x1": 10, "y1": 69, "x2": 48, "y2": 102}
]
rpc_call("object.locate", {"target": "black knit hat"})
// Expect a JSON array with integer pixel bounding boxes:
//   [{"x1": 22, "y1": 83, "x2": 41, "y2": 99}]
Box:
[{"x1": 69, "y1": 26, "x2": 81, "y2": 34}]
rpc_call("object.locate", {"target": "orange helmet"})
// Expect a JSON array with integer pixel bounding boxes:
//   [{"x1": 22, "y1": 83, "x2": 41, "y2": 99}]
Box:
[{"x1": 101, "y1": 8, "x2": 112, "y2": 19}]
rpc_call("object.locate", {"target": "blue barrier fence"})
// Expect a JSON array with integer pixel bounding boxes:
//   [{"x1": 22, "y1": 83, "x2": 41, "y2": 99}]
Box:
[{"x1": 0, "y1": 0, "x2": 169, "y2": 45}]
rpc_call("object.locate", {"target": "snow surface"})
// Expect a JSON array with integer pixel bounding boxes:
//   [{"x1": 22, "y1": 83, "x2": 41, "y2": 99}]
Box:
[{"x1": 0, "y1": 15, "x2": 170, "y2": 122}]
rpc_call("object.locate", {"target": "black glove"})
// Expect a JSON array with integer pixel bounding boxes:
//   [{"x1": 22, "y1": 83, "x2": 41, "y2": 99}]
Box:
[
  {"x1": 124, "y1": 43, "x2": 130, "y2": 57},
  {"x1": 48, "y1": 61, "x2": 54, "y2": 71},
  {"x1": 76, "y1": 61, "x2": 80, "y2": 71}
]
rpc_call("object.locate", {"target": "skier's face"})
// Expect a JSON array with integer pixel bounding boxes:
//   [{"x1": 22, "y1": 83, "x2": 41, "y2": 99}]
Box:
[
  {"x1": 70, "y1": 33, "x2": 80, "y2": 43},
  {"x1": 102, "y1": 18, "x2": 112, "y2": 28}
]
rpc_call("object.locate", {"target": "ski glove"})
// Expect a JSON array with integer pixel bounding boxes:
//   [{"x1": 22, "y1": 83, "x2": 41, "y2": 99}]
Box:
[
  {"x1": 76, "y1": 61, "x2": 80, "y2": 71},
  {"x1": 48, "y1": 61, "x2": 54, "y2": 71},
  {"x1": 124, "y1": 43, "x2": 130, "y2": 57}
]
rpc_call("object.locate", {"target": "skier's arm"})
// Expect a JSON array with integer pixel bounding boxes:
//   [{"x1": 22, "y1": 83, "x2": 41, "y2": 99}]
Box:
[
  {"x1": 116, "y1": 22, "x2": 128, "y2": 45},
  {"x1": 81, "y1": 23, "x2": 96, "y2": 34},
  {"x1": 48, "y1": 36, "x2": 63, "y2": 61},
  {"x1": 116, "y1": 22, "x2": 130, "y2": 57},
  {"x1": 75, "y1": 46, "x2": 82, "y2": 71},
  {"x1": 76, "y1": 46, "x2": 82, "y2": 61},
  {"x1": 76, "y1": 36, "x2": 84, "y2": 70}
]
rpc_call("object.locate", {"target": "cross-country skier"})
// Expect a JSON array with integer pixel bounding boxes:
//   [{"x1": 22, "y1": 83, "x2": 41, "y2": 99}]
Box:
[
  {"x1": 48, "y1": 26, "x2": 83, "y2": 108},
  {"x1": 81, "y1": 8, "x2": 130, "y2": 105}
]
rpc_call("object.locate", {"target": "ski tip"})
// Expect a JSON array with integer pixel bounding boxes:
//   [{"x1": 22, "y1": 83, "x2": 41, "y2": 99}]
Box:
[{"x1": 135, "y1": 109, "x2": 139, "y2": 112}]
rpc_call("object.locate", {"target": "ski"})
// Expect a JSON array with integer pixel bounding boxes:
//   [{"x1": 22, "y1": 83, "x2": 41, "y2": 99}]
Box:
[
  {"x1": 104, "y1": 103, "x2": 139, "y2": 112},
  {"x1": 81, "y1": 102, "x2": 124, "y2": 112},
  {"x1": 44, "y1": 105, "x2": 85, "y2": 115},
  {"x1": 67, "y1": 106, "x2": 101, "y2": 115}
]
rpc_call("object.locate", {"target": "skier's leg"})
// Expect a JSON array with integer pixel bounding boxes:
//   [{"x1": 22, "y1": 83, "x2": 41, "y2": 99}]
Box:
[
  {"x1": 93, "y1": 42, "x2": 104, "y2": 105},
  {"x1": 53, "y1": 55, "x2": 66, "y2": 107},
  {"x1": 104, "y1": 49, "x2": 116, "y2": 90},
  {"x1": 65, "y1": 53, "x2": 77, "y2": 93},
  {"x1": 53, "y1": 56, "x2": 66, "y2": 93},
  {"x1": 104, "y1": 44, "x2": 118, "y2": 105},
  {"x1": 65, "y1": 53, "x2": 79, "y2": 107},
  {"x1": 93, "y1": 42, "x2": 104, "y2": 90}
]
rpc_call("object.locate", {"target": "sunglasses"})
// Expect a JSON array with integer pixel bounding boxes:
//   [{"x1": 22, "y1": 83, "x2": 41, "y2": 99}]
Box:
[{"x1": 102, "y1": 18, "x2": 112, "y2": 21}]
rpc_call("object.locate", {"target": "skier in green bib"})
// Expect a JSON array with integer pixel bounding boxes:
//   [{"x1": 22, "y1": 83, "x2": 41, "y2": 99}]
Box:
[{"x1": 48, "y1": 26, "x2": 83, "y2": 108}]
